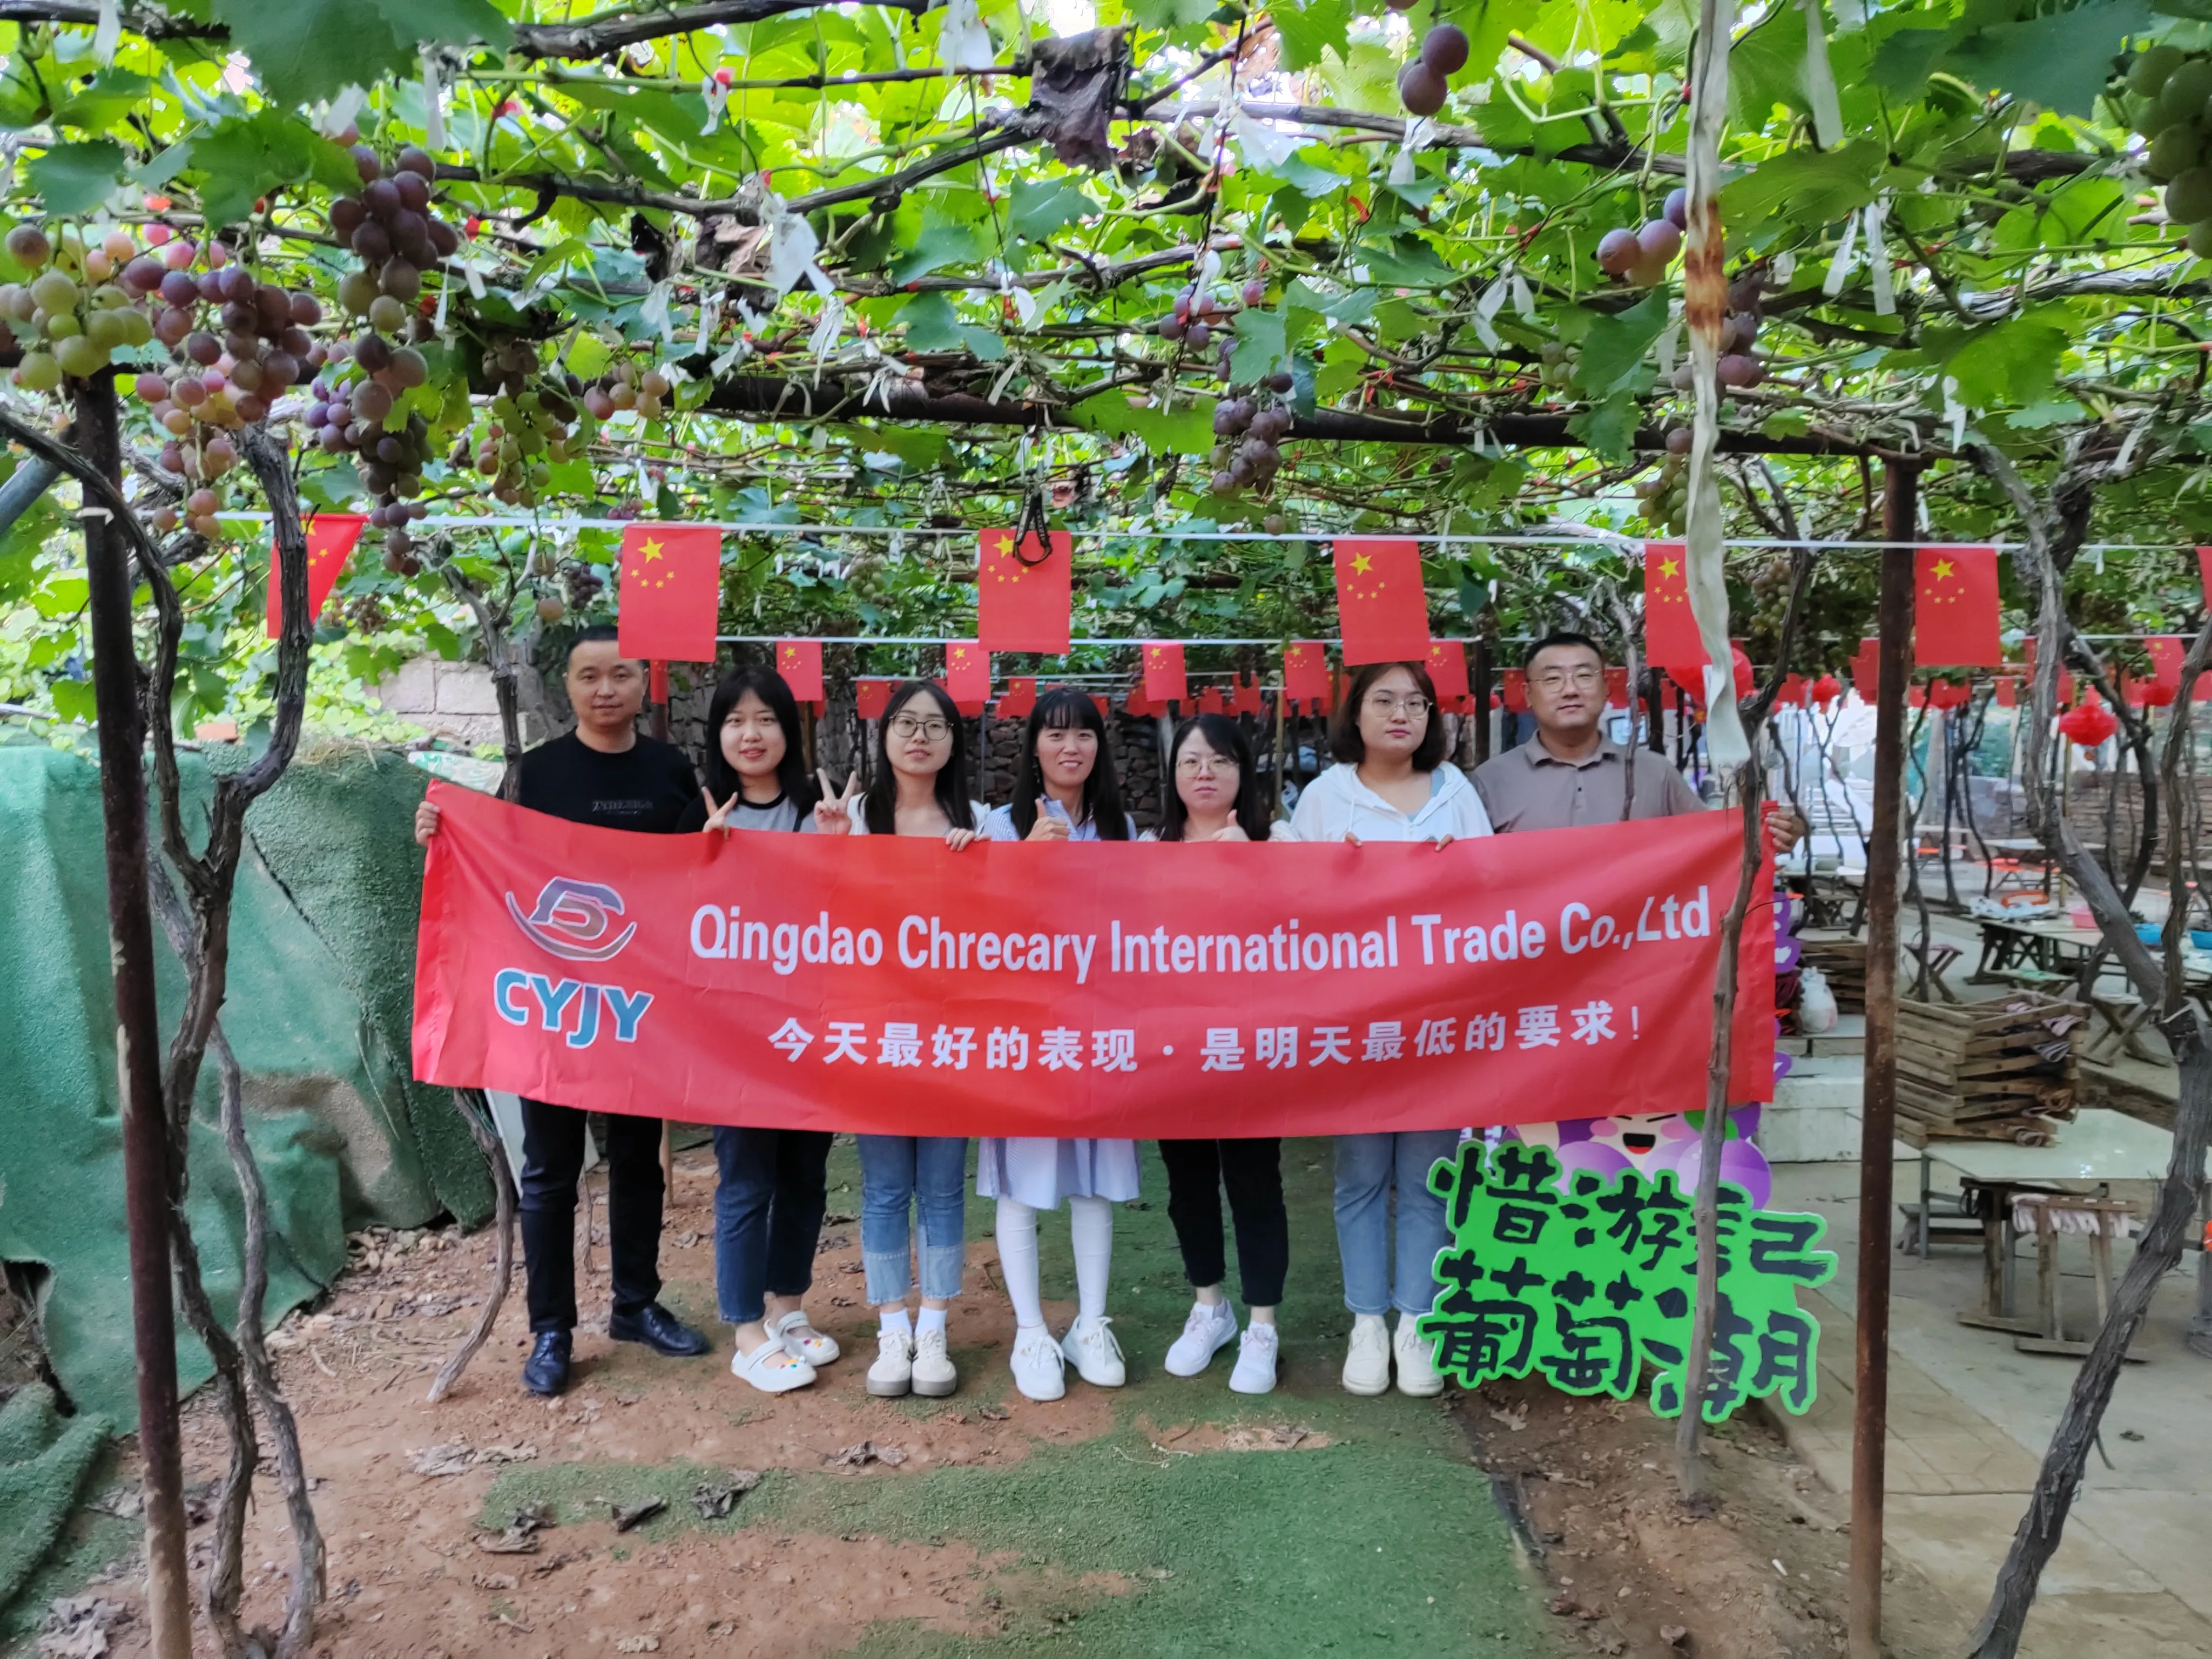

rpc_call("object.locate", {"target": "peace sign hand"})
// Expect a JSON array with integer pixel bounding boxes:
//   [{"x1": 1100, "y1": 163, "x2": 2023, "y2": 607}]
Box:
[
  {"x1": 700, "y1": 787, "x2": 739, "y2": 834},
  {"x1": 814, "y1": 767, "x2": 861, "y2": 834}
]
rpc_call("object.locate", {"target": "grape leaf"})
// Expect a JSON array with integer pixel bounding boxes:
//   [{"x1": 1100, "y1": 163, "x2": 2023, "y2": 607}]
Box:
[
  {"x1": 25, "y1": 140, "x2": 125, "y2": 215},
  {"x1": 213, "y1": 0, "x2": 512, "y2": 110},
  {"x1": 1566, "y1": 392, "x2": 1642, "y2": 462},
  {"x1": 1009, "y1": 178, "x2": 1091, "y2": 241},
  {"x1": 1939, "y1": 0, "x2": 2150, "y2": 116},
  {"x1": 1230, "y1": 307, "x2": 1289, "y2": 383},
  {"x1": 1271, "y1": 0, "x2": 1353, "y2": 70},
  {"x1": 1573, "y1": 291, "x2": 1671, "y2": 397},
  {"x1": 1067, "y1": 392, "x2": 1218, "y2": 454},
  {"x1": 193, "y1": 112, "x2": 348, "y2": 229},
  {"x1": 889, "y1": 221, "x2": 988, "y2": 285},
  {"x1": 1125, "y1": 0, "x2": 1219, "y2": 26}
]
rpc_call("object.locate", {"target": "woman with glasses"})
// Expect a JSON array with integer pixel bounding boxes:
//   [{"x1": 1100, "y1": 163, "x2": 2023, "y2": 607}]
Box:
[
  {"x1": 979, "y1": 688, "x2": 1138, "y2": 1401},
  {"x1": 1289, "y1": 660, "x2": 1492, "y2": 1398},
  {"x1": 678, "y1": 666, "x2": 845, "y2": 1394},
  {"x1": 1145, "y1": 712, "x2": 1294, "y2": 1393},
  {"x1": 815, "y1": 679, "x2": 984, "y2": 1398}
]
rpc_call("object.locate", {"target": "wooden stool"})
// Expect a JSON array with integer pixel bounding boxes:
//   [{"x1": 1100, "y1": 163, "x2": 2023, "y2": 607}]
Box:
[{"x1": 2009, "y1": 1192, "x2": 2145, "y2": 1360}]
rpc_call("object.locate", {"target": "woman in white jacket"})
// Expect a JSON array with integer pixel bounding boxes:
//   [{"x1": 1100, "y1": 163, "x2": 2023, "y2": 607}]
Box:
[{"x1": 1289, "y1": 659, "x2": 1492, "y2": 1399}]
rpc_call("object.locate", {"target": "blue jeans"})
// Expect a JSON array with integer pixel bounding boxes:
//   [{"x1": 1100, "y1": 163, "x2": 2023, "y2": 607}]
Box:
[
  {"x1": 857, "y1": 1135, "x2": 968, "y2": 1305},
  {"x1": 712, "y1": 1127, "x2": 831, "y2": 1325},
  {"x1": 1333, "y1": 1130, "x2": 1459, "y2": 1317}
]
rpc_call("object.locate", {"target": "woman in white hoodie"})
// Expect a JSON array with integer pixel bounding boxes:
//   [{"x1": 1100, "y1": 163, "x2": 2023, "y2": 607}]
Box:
[{"x1": 1289, "y1": 659, "x2": 1491, "y2": 1399}]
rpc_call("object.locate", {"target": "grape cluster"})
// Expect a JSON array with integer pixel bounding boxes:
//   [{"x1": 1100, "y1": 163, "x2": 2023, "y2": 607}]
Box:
[
  {"x1": 458, "y1": 341, "x2": 594, "y2": 507},
  {"x1": 328, "y1": 146, "x2": 458, "y2": 335},
  {"x1": 2, "y1": 224, "x2": 159, "y2": 386},
  {"x1": 1666, "y1": 269, "x2": 1769, "y2": 393},
  {"x1": 1534, "y1": 341, "x2": 1577, "y2": 390},
  {"x1": 301, "y1": 336, "x2": 436, "y2": 569},
  {"x1": 581, "y1": 358, "x2": 672, "y2": 422},
  {"x1": 1208, "y1": 372, "x2": 1296, "y2": 497},
  {"x1": 1398, "y1": 23, "x2": 1468, "y2": 117},
  {"x1": 1595, "y1": 190, "x2": 1686, "y2": 287},
  {"x1": 122, "y1": 240, "x2": 327, "y2": 534},
  {"x1": 2122, "y1": 48, "x2": 2212, "y2": 256},
  {"x1": 560, "y1": 560, "x2": 606, "y2": 615},
  {"x1": 1159, "y1": 277, "x2": 1260, "y2": 382},
  {"x1": 343, "y1": 594, "x2": 388, "y2": 633},
  {"x1": 1635, "y1": 438, "x2": 1691, "y2": 534}
]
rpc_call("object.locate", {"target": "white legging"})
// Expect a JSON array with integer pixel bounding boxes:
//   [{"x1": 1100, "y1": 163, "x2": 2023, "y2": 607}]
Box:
[{"x1": 995, "y1": 1195, "x2": 1112, "y2": 1328}]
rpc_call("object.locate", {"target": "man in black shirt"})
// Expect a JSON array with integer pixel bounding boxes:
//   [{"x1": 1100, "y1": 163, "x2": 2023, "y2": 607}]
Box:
[{"x1": 415, "y1": 625, "x2": 710, "y2": 1395}]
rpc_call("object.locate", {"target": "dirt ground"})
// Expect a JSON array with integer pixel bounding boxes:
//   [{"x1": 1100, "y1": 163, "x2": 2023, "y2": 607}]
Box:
[{"x1": 18, "y1": 1140, "x2": 1938, "y2": 1658}]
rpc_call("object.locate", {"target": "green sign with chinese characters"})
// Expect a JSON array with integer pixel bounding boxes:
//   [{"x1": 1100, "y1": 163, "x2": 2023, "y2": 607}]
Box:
[{"x1": 1417, "y1": 1140, "x2": 1837, "y2": 1421}]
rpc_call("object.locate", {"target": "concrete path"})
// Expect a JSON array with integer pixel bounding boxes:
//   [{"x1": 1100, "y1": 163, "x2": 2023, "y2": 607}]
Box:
[{"x1": 1770, "y1": 1162, "x2": 2212, "y2": 1657}]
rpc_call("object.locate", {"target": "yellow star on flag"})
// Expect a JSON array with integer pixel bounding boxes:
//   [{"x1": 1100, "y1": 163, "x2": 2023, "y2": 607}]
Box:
[
  {"x1": 1352, "y1": 553, "x2": 1373, "y2": 575},
  {"x1": 1659, "y1": 557, "x2": 1681, "y2": 580},
  {"x1": 1933, "y1": 558, "x2": 1955, "y2": 580},
  {"x1": 639, "y1": 539, "x2": 664, "y2": 561}
]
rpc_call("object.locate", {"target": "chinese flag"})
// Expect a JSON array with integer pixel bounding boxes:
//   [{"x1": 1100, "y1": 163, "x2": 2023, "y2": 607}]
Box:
[
  {"x1": 996, "y1": 676, "x2": 1037, "y2": 720},
  {"x1": 1929, "y1": 679, "x2": 1970, "y2": 710},
  {"x1": 776, "y1": 639, "x2": 824, "y2": 703},
  {"x1": 1850, "y1": 636, "x2": 1880, "y2": 702},
  {"x1": 618, "y1": 523, "x2": 721, "y2": 662},
  {"x1": 1604, "y1": 667, "x2": 1629, "y2": 707},
  {"x1": 2148, "y1": 636, "x2": 2185, "y2": 704},
  {"x1": 1124, "y1": 687, "x2": 1155, "y2": 718},
  {"x1": 1501, "y1": 670, "x2": 1528, "y2": 713},
  {"x1": 1198, "y1": 686, "x2": 1227, "y2": 714},
  {"x1": 1283, "y1": 642, "x2": 1330, "y2": 708},
  {"x1": 943, "y1": 640, "x2": 990, "y2": 706},
  {"x1": 1144, "y1": 642, "x2": 1188, "y2": 705},
  {"x1": 2198, "y1": 548, "x2": 2212, "y2": 607},
  {"x1": 1426, "y1": 639, "x2": 1469, "y2": 705},
  {"x1": 1778, "y1": 673, "x2": 1806, "y2": 707},
  {"x1": 1914, "y1": 546, "x2": 2000, "y2": 666},
  {"x1": 855, "y1": 677, "x2": 894, "y2": 720},
  {"x1": 1332, "y1": 539, "x2": 1431, "y2": 665},
  {"x1": 1090, "y1": 694, "x2": 1111, "y2": 720},
  {"x1": 1232, "y1": 672, "x2": 1263, "y2": 716},
  {"x1": 977, "y1": 527, "x2": 1071, "y2": 655},
  {"x1": 266, "y1": 513, "x2": 366, "y2": 637},
  {"x1": 1643, "y1": 541, "x2": 1704, "y2": 669},
  {"x1": 2022, "y1": 638, "x2": 2073, "y2": 703},
  {"x1": 1993, "y1": 677, "x2": 2017, "y2": 709}
]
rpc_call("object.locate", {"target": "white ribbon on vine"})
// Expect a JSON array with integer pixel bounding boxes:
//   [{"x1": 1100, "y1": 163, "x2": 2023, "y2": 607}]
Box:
[
  {"x1": 1864, "y1": 196, "x2": 1895, "y2": 316},
  {"x1": 763, "y1": 197, "x2": 835, "y2": 299},
  {"x1": 1822, "y1": 210, "x2": 1859, "y2": 298},
  {"x1": 1233, "y1": 102, "x2": 1305, "y2": 171},
  {"x1": 1388, "y1": 116, "x2": 1433, "y2": 185},
  {"x1": 701, "y1": 77, "x2": 731, "y2": 136},
  {"x1": 1941, "y1": 374, "x2": 1966, "y2": 448},
  {"x1": 1797, "y1": 0, "x2": 1844, "y2": 150},
  {"x1": 1656, "y1": 297, "x2": 1686, "y2": 377},
  {"x1": 940, "y1": 0, "x2": 999, "y2": 71},
  {"x1": 93, "y1": 0, "x2": 120, "y2": 65},
  {"x1": 420, "y1": 50, "x2": 447, "y2": 151},
  {"x1": 1469, "y1": 272, "x2": 1512, "y2": 349}
]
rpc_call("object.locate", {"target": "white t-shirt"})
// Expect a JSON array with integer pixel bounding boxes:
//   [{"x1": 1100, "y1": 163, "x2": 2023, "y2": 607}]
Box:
[
  {"x1": 1288, "y1": 761, "x2": 1492, "y2": 843},
  {"x1": 844, "y1": 798, "x2": 989, "y2": 835}
]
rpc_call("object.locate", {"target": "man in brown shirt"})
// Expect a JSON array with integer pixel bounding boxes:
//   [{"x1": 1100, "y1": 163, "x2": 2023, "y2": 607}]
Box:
[{"x1": 1474, "y1": 630, "x2": 1803, "y2": 849}]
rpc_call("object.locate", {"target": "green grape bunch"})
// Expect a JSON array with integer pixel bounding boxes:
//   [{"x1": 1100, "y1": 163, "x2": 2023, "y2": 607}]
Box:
[
  {"x1": 1634, "y1": 439, "x2": 1691, "y2": 536},
  {"x1": 2122, "y1": 46, "x2": 2212, "y2": 255}
]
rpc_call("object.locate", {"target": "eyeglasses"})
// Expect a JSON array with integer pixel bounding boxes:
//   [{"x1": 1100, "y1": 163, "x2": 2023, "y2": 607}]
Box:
[
  {"x1": 1532, "y1": 668, "x2": 1605, "y2": 692},
  {"x1": 888, "y1": 714, "x2": 953, "y2": 741},
  {"x1": 1366, "y1": 694, "x2": 1430, "y2": 717},
  {"x1": 1176, "y1": 753, "x2": 1240, "y2": 775}
]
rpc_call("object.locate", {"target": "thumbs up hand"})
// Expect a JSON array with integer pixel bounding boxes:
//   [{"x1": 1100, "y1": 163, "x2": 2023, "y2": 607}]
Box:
[{"x1": 1026, "y1": 797, "x2": 1072, "y2": 841}]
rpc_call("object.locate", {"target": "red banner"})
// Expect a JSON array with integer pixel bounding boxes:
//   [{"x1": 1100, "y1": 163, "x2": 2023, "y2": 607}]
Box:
[{"x1": 413, "y1": 784, "x2": 1775, "y2": 1138}]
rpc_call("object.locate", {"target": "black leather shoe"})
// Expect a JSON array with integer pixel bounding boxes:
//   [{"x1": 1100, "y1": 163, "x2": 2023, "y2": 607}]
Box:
[
  {"x1": 609, "y1": 1301, "x2": 710, "y2": 1357},
  {"x1": 522, "y1": 1331, "x2": 571, "y2": 1397}
]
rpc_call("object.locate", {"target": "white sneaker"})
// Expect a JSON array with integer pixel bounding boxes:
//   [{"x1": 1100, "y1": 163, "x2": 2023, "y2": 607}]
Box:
[
  {"x1": 1060, "y1": 1315, "x2": 1126, "y2": 1387},
  {"x1": 1164, "y1": 1301, "x2": 1239, "y2": 1377},
  {"x1": 1342, "y1": 1313, "x2": 1391, "y2": 1396},
  {"x1": 1229, "y1": 1324, "x2": 1279, "y2": 1395},
  {"x1": 867, "y1": 1328, "x2": 914, "y2": 1397},
  {"x1": 1010, "y1": 1325, "x2": 1066, "y2": 1401},
  {"x1": 911, "y1": 1326, "x2": 957, "y2": 1398},
  {"x1": 1394, "y1": 1312, "x2": 1443, "y2": 1397}
]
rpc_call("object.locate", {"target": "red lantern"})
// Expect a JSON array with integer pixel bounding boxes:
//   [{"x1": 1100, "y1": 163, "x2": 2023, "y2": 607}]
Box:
[
  {"x1": 1810, "y1": 672, "x2": 1842, "y2": 707},
  {"x1": 2058, "y1": 692, "x2": 2118, "y2": 748}
]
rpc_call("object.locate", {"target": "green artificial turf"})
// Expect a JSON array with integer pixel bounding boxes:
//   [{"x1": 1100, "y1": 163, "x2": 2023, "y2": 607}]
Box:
[{"x1": 482, "y1": 1138, "x2": 1562, "y2": 1657}]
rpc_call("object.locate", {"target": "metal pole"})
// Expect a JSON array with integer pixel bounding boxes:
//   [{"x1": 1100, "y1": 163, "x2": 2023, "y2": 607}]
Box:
[
  {"x1": 1850, "y1": 459, "x2": 1918, "y2": 1659},
  {"x1": 1471, "y1": 637, "x2": 1493, "y2": 764},
  {"x1": 76, "y1": 371, "x2": 194, "y2": 1659}
]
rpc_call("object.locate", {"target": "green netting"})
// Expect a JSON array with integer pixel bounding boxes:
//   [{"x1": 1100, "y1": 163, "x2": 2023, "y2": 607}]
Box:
[
  {"x1": 0, "y1": 741, "x2": 488, "y2": 1431},
  {"x1": 0, "y1": 1385, "x2": 109, "y2": 1613}
]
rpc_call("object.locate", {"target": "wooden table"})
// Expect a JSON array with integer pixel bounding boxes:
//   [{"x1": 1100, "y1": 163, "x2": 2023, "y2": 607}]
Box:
[
  {"x1": 1968, "y1": 918, "x2": 2212, "y2": 1060},
  {"x1": 1907, "y1": 1110, "x2": 2182, "y2": 1358}
]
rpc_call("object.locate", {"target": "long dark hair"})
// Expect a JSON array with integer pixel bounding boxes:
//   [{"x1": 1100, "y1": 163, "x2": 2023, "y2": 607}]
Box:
[
  {"x1": 1328, "y1": 659, "x2": 1446, "y2": 770},
  {"x1": 1157, "y1": 713, "x2": 1272, "y2": 842},
  {"x1": 702, "y1": 665, "x2": 818, "y2": 819},
  {"x1": 1007, "y1": 686, "x2": 1130, "y2": 840},
  {"x1": 862, "y1": 679, "x2": 976, "y2": 835}
]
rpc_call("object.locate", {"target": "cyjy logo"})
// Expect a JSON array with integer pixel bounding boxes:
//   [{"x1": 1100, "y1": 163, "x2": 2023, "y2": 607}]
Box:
[{"x1": 505, "y1": 877, "x2": 637, "y2": 962}]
